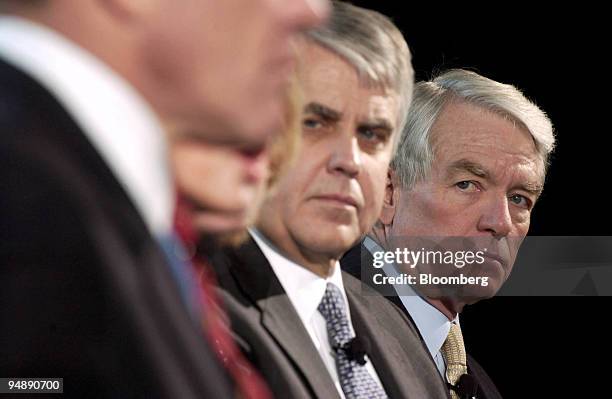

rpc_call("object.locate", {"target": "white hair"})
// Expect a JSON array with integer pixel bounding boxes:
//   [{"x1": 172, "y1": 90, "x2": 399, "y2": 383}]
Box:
[
  {"x1": 392, "y1": 69, "x2": 555, "y2": 189},
  {"x1": 305, "y1": 0, "x2": 414, "y2": 146}
]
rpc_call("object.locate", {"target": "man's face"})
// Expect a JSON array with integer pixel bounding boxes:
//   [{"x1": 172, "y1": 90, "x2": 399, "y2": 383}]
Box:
[
  {"x1": 171, "y1": 137, "x2": 270, "y2": 235},
  {"x1": 258, "y1": 41, "x2": 399, "y2": 264},
  {"x1": 389, "y1": 100, "x2": 544, "y2": 299},
  {"x1": 143, "y1": 0, "x2": 329, "y2": 147}
]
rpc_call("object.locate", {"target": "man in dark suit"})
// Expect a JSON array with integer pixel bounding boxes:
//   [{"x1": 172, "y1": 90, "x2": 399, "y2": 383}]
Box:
[
  {"x1": 342, "y1": 242, "x2": 502, "y2": 399},
  {"x1": 210, "y1": 2, "x2": 449, "y2": 398},
  {"x1": 342, "y1": 69, "x2": 556, "y2": 399},
  {"x1": 0, "y1": 0, "x2": 326, "y2": 397}
]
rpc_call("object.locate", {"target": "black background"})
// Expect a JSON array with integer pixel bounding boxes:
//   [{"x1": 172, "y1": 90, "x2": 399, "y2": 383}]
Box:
[{"x1": 351, "y1": 1, "x2": 609, "y2": 397}]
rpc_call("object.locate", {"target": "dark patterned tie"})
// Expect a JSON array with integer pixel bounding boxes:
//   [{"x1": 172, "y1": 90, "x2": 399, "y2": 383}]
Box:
[{"x1": 317, "y1": 283, "x2": 387, "y2": 399}]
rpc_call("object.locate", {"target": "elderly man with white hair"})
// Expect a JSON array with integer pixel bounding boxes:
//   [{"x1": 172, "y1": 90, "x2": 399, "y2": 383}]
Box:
[{"x1": 343, "y1": 68, "x2": 555, "y2": 399}]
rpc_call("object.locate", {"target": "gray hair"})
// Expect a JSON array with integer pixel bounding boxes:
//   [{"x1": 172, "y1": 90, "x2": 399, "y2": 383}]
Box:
[
  {"x1": 305, "y1": 1, "x2": 414, "y2": 144},
  {"x1": 392, "y1": 69, "x2": 555, "y2": 189}
]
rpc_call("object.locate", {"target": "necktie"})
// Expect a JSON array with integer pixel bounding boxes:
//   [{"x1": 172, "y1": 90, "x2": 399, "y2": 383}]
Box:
[
  {"x1": 174, "y1": 196, "x2": 272, "y2": 399},
  {"x1": 317, "y1": 283, "x2": 387, "y2": 399},
  {"x1": 156, "y1": 232, "x2": 202, "y2": 322},
  {"x1": 441, "y1": 323, "x2": 468, "y2": 399}
]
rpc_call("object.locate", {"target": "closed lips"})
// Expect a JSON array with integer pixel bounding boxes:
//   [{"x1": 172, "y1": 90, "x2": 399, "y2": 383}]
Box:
[{"x1": 312, "y1": 194, "x2": 358, "y2": 207}]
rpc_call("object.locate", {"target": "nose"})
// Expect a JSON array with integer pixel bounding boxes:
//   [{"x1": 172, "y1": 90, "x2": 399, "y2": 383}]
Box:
[
  {"x1": 477, "y1": 196, "x2": 513, "y2": 239},
  {"x1": 327, "y1": 135, "x2": 362, "y2": 178},
  {"x1": 279, "y1": 0, "x2": 330, "y2": 32}
]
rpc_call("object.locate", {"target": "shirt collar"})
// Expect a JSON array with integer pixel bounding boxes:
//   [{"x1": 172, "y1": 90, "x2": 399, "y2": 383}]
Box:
[
  {"x1": 250, "y1": 228, "x2": 351, "y2": 328},
  {"x1": 0, "y1": 16, "x2": 173, "y2": 237},
  {"x1": 363, "y1": 235, "x2": 459, "y2": 357}
]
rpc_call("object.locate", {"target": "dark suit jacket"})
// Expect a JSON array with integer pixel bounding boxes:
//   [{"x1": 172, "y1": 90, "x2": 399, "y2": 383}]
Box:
[
  {"x1": 341, "y1": 242, "x2": 503, "y2": 399},
  {"x1": 210, "y1": 237, "x2": 450, "y2": 399},
  {"x1": 0, "y1": 59, "x2": 232, "y2": 398}
]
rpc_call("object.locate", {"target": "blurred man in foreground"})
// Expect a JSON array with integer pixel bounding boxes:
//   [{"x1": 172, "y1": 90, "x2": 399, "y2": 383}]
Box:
[
  {"x1": 0, "y1": 0, "x2": 327, "y2": 397},
  {"x1": 343, "y1": 69, "x2": 555, "y2": 399}
]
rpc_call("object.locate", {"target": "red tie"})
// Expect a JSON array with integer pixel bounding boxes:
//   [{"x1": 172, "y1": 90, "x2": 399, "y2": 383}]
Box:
[{"x1": 174, "y1": 196, "x2": 272, "y2": 399}]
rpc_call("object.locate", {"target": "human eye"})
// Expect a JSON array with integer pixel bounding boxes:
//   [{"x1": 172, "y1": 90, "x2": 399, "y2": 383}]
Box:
[
  {"x1": 302, "y1": 116, "x2": 323, "y2": 130},
  {"x1": 455, "y1": 180, "x2": 480, "y2": 192},
  {"x1": 357, "y1": 126, "x2": 391, "y2": 150},
  {"x1": 509, "y1": 193, "x2": 532, "y2": 210}
]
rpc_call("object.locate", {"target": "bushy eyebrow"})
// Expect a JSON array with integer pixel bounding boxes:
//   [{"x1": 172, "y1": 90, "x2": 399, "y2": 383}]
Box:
[
  {"x1": 304, "y1": 102, "x2": 394, "y2": 133},
  {"x1": 304, "y1": 102, "x2": 341, "y2": 122},
  {"x1": 514, "y1": 181, "x2": 544, "y2": 197},
  {"x1": 448, "y1": 158, "x2": 544, "y2": 197},
  {"x1": 358, "y1": 119, "x2": 394, "y2": 134},
  {"x1": 448, "y1": 159, "x2": 489, "y2": 179}
]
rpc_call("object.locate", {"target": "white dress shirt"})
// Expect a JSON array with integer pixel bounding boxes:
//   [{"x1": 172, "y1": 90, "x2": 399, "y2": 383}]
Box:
[
  {"x1": 0, "y1": 16, "x2": 172, "y2": 238},
  {"x1": 251, "y1": 229, "x2": 385, "y2": 399},
  {"x1": 363, "y1": 235, "x2": 460, "y2": 379}
]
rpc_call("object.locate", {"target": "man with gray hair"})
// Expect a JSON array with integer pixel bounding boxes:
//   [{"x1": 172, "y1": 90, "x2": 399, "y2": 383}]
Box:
[
  {"x1": 343, "y1": 69, "x2": 555, "y2": 399},
  {"x1": 211, "y1": 2, "x2": 449, "y2": 398}
]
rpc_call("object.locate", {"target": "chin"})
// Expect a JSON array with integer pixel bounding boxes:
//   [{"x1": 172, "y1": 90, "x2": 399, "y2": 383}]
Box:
[
  {"x1": 302, "y1": 224, "x2": 361, "y2": 257},
  {"x1": 215, "y1": 229, "x2": 250, "y2": 248},
  {"x1": 194, "y1": 215, "x2": 248, "y2": 236}
]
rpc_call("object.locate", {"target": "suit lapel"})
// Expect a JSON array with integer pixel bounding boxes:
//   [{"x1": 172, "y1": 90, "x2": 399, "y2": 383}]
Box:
[
  {"x1": 344, "y1": 243, "x2": 451, "y2": 398},
  {"x1": 226, "y1": 239, "x2": 341, "y2": 399},
  {"x1": 0, "y1": 59, "x2": 233, "y2": 398},
  {"x1": 345, "y1": 278, "x2": 411, "y2": 399},
  {"x1": 346, "y1": 270, "x2": 453, "y2": 399}
]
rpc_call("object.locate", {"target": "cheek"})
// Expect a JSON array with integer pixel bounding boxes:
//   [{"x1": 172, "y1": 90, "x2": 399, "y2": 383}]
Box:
[
  {"x1": 283, "y1": 146, "x2": 327, "y2": 196},
  {"x1": 222, "y1": 161, "x2": 250, "y2": 193},
  {"x1": 511, "y1": 209, "x2": 532, "y2": 228},
  {"x1": 172, "y1": 148, "x2": 213, "y2": 193},
  {"x1": 511, "y1": 217, "x2": 531, "y2": 237},
  {"x1": 398, "y1": 189, "x2": 466, "y2": 235},
  {"x1": 266, "y1": 166, "x2": 310, "y2": 217},
  {"x1": 358, "y1": 164, "x2": 389, "y2": 226}
]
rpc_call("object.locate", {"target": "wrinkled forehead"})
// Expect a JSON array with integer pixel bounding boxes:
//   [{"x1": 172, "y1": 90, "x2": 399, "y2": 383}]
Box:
[
  {"x1": 430, "y1": 102, "x2": 545, "y2": 186},
  {"x1": 298, "y1": 42, "x2": 400, "y2": 119}
]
